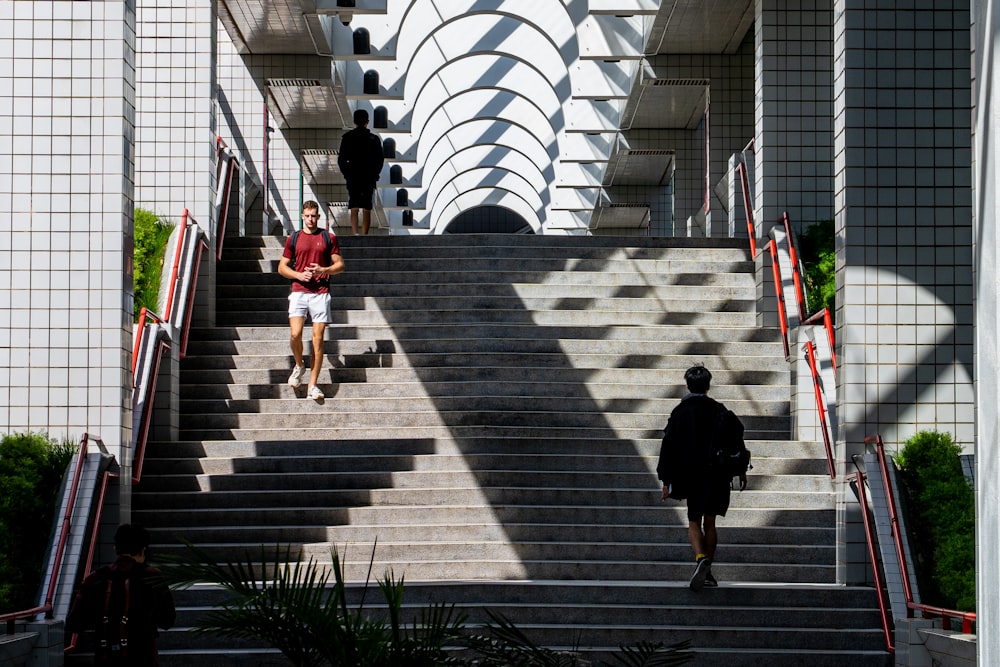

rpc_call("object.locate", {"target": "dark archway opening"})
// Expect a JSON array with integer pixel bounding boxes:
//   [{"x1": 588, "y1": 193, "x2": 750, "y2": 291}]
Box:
[{"x1": 443, "y1": 205, "x2": 534, "y2": 234}]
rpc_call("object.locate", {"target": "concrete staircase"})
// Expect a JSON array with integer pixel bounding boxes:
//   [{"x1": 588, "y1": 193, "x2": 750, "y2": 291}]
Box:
[{"x1": 133, "y1": 234, "x2": 890, "y2": 666}]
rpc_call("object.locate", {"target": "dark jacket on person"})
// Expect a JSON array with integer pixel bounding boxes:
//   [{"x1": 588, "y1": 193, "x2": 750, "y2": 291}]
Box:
[
  {"x1": 656, "y1": 393, "x2": 738, "y2": 499},
  {"x1": 337, "y1": 127, "x2": 384, "y2": 184},
  {"x1": 66, "y1": 555, "x2": 176, "y2": 666}
]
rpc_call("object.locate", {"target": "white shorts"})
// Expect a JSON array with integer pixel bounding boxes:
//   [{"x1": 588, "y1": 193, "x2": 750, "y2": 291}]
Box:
[{"x1": 288, "y1": 292, "x2": 330, "y2": 323}]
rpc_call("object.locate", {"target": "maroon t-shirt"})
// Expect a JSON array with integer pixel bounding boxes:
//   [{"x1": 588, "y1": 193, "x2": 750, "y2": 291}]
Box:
[{"x1": 282, "y1": 230, "x2": 340, "y2": 294}]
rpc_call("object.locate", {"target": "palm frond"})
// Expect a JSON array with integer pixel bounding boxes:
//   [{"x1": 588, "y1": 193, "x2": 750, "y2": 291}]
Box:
[{"x1": 602, "y1": 639, "x2": 693, "y2": 667}]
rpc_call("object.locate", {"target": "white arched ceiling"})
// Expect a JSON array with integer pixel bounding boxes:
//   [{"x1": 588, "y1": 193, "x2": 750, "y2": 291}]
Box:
[
  {"x1": 431, "y1": 167, "x2": 546, "y2": 231},
  {"x1": 426, "y1": 146, "x2": 549, "y2": 209},
  {"x1": 348, "y1": 0, "x2": 644, "y2": 233},
  {"x1": 436, "y1": 189, "x2": 543, "y2": 235},
  {"x1": 421, "y1": 119, "x2": 553, "y2": 214}
]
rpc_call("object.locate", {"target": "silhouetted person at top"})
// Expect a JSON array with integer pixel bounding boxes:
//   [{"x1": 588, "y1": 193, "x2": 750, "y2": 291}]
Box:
[{"x1": 337, "y1": 108, "x2": 385, "y2": 235}]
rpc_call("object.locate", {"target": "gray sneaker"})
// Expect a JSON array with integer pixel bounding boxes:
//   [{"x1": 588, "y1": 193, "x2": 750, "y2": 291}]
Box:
[
  {"x1": 690, "y1": 557, "x2": 712, "y2": 591},
  {"x1": 288, "y1": 365, "x2": 306, "y2": 387}
]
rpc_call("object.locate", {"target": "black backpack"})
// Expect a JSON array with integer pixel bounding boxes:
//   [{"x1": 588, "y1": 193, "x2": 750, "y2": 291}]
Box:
[
  {"x1": 710, "y1": 407, "x2": 752, "y2": 478},
  {"x1": 288, "y1": 229, "x2": 334, "y2": 270},
  {"x1": 94, "y1": 563, "x2": 146, "y2": 665}
]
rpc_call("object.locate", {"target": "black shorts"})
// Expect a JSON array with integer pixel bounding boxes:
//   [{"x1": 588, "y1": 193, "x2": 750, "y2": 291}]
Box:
[
  {"x1": 347, "y1": 180, "x2": 374, "y2": 210},
  {"x1": 685, "y1": 481, "x2": 731, "y2": 521}
]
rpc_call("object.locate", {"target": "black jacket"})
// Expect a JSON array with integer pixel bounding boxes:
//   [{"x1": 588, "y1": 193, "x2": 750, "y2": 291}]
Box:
[
  {"x1": 337, "y1": 127, "x2": 385, "y2": 184},
  {"x1": 656, "y1": 393, "x2": 741, "y2": 498}
]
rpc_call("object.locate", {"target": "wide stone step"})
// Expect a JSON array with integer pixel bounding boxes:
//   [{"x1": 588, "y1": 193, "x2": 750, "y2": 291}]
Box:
[
  {"x1": 142, "y1": 437, "x2": 822, "y2": 459},
  {"x1": 177, "y1": 394, "x2": 790, "y2": 417},
  {"x1": 175, "y1": 409, "x2": 792, "y2": 433},
  {"x1": 188, "y1": 323, "x2": 784, "y2": 344},
  {"x1": 215, "y1": 271, "x2": 754, "y2": 290},
  {"x1": 174, "y1": 424, "x2": 794, "y2": 442},
  {"x1": 141, "y1": 451, "x2": 829, "y2": 478},
  {"x1": 186, "y1": 336, "x2": 786, "y2": 358},
  {"x1": 137, "y1": 467, "x2": 831, "y2": 495},
  {"x1": 216, "y1": 307, "x2": 759, "y2": 327},
  {"x1": 132, "y1": 505, "x2": 833, "y2": 530},
  {"x1": 224, "y1": 257, "x2": 755, "y2": 276},
  {"x1": 149, "y1": 536, "x2": 832, "y2": 567},
  {"x1": 178, "y1": 379, "x2": 791, "y2": 403},
  {"x1": 143, "y1": 522, "x2": 833, "y2": 547},
  {"x1": 178, "y1": 368, "x2": 791, "y2": 393},
  {"x1": 137, "y1": 486, "x2": 832, "y2": 511},
  {"x1": 180, "y1": 350, "x2": 790, "y2": 372},
  {"x1": 221, "y1": 294, "x2": 758, "y2": 316}
]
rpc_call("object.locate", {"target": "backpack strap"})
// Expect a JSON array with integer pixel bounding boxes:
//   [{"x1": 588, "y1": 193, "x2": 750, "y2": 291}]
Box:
[
  {"x1": 119, "y1": 576, "x2": 131, "y2": 657},
  {"x1": 288, "y1": 230, "x2": 301, "y2": 270},
  {"x1": 100, "y1": 576, "x2": 114, "y2": 653}
]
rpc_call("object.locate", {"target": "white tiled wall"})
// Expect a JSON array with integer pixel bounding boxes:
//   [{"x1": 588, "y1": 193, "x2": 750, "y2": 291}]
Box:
[
  {"x1": 834, "y1": 0, "x2": 975, "y2": 450},
  {"x1": 134, "y1": 0, "x2": 215, "y2": 228},
  {"x1": 0, "y1": 1, "x2": 136, "y2": 452}
]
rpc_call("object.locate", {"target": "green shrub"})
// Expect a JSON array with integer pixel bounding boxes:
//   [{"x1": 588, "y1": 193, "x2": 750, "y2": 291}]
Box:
[
  {"x1": 134, "y1": 208, "x2": 174, "y2": 321},
  {"x1": 0, "y1": 432, "x2": 77, "y2": 613},
  {"x1": 894, "y1": 430, "x2": 976, "y2": 612},
  {"x1": 797, "y1": 219, "x2": 836, "y2": 321}
]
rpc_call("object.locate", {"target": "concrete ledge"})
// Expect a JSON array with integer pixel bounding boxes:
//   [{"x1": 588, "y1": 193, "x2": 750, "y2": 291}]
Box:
[
  {"x1": 0, "y1": 631, "x2": 38, "y2": 667},
  {"x1": 922, "y1": 627, "x2": 976, "y2": 667}
]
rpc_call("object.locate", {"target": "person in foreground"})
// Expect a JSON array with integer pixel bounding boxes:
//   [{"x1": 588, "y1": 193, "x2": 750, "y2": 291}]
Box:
[
  {"x1": 278, "y1": 200, "x2": 345, "y2": 400},
  {"x1": 66, "y1": 523, "x2": 176, "y2": 666},
  {"x1": 657, "y1": 365, "x2": 749, "y2": 591},
  {"x1": 337, "y1": 108, "x2": 385, "y2": 235}
]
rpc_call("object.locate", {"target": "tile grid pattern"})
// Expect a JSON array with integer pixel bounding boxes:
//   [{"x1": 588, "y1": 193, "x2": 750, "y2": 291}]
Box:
[
  {"x1": 833, "y1": 0, "x2": 974, "y2": 584},
  {"x1": 834, "y1": 0, "x2": 975, "y2": 449},
  {"x1": 0, "y1": 1, "x2": 136, "y2": 454}
]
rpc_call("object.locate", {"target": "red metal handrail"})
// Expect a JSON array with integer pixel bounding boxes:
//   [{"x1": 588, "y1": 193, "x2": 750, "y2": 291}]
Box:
[
  {"x1": 767, "y1": 238, "x2": 790, "y2": 360},
  {"x1": 803, "y1": 340, "x2": 835, "y2": 478},
  {"x1": 736, "y1": 159, "x2": 757, "y2": 256},
  {"x1": 131, "y1": 307, "x2": 165, "y2": 377},
  {"x1": 781, "y1": 212, "x2": 806, "y2": 322},
  {"x1": 163, "y1": 208, "x2": 190, "y2": 320},
  {"x1": 863, "y1": 435, "x2": 977, "y2": 633},
  {"x1": 803, "y1": 307, "x2": 837, "y2": 375},
  {"x1": 65, "y1": 465, "x2": 117, "y2": 653},
  {"x1": 132, "y1": 337, "x2": 168, "y2": 485},
  {"x1": 854, "y1": 469, "x2": 895, "y2": 652},
  {"x1": 217, "y1": 154, "x2": 237, "y2": 262},
  {"x1": 0, "y1": 434, "x2": 101, "y2": 634},
  {"x1": 180, "y1": 238, "x2": 208, "y2": 360}
]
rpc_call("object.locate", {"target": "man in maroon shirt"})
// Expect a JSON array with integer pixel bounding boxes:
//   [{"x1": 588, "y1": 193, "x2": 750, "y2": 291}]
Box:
[{"x1": 277, "y1": 201, "x2": 344, "y2": 400}]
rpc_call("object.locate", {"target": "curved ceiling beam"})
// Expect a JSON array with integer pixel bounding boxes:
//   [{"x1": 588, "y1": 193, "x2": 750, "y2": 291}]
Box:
[
  {"x1": 417, "y1": 88, "x2": 557, "y2": 165},
  {"x1": 419, "y1": 118, "x2": 554, "y2": 209},
  {"x1": 430, "y1": 166, "x2": 545, "y2": 232},
  {"x1": 407, "y1": 54, "x2": 566, "y2": 138}
]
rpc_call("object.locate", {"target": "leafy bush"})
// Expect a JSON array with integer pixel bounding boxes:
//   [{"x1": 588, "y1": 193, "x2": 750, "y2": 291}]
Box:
[
  {"x1": 134, "y1": 208, "x2": 174, "y2": 322},
  {"x1": 894, "y1": 430, "x2": 975, "y2": 612},
  {"x1": 796, "y1": 219, "x2": 836, "y2": 321},
  {"x1": 0, "y1": 432, "x2": 77, "y2": 613}
]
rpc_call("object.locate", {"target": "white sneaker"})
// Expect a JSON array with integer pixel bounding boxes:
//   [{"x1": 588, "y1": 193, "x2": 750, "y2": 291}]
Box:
[
  {"x1": 307, "y1": 385, "x2": 324, "y2": 400},
  {"x1": 288, "y1": 365, "x2": 305, "y2": 387}
]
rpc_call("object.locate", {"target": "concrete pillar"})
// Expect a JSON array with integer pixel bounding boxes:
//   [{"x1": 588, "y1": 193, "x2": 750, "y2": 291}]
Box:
[{"x1": 834, "y1": 0, "x2": 974, "y2": 584}]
